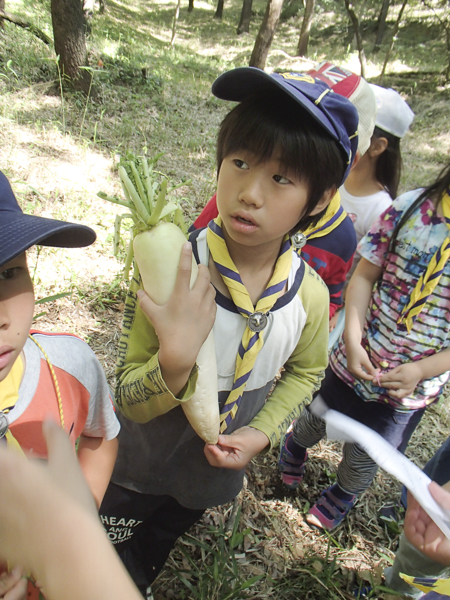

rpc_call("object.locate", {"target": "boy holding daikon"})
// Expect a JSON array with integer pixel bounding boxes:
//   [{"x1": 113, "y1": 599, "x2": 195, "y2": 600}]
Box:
[{"x1": 100, "y1": 67, "x2": 359, "y2": 596}]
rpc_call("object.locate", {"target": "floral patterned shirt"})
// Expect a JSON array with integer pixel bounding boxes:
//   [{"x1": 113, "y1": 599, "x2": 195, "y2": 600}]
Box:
[{"x1": 330, "y1": 189, "x2": 450, "y2": 410}]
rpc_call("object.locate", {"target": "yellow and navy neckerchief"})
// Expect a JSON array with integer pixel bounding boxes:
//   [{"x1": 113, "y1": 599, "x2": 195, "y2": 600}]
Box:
[
  {"x1": 398, "y1": 190, "x2": 450, "y2": 333},
  {"x1": 301, "y1": 190, "x2": 347, "y2": 243},
  {"x1": 207, "y1": 217, "x2": 293, "y2": 432}
]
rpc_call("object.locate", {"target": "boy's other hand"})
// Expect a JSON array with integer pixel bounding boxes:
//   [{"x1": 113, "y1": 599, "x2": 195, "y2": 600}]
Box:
[
  {"x1": 404, "y1": 482, "x2": 450, "y2": 566},
  {"x1": 0, "y1": 566, "x2": 27, "y2": 600},
  {"x1": 204, "y1": 426, "x2": 269, "y2": 470},
  {"x1": 346, "y1": 342, "x2": 377, "y2": 381},
  {"x1": 379, "y1": 362, "x2": 422, "y2": 399}
]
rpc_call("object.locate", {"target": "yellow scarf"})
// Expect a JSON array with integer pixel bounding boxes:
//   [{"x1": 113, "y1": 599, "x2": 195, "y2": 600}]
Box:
[
  {"x1": 398, "y1": 191, "x2": 450, "y2": 333},
  {"x1": 301, "y1": 190, "x2": 347, "y2": 241},
  {"x1": 401, "y1": 572, "x2": 450, "y2": 595},
  {"x1": 0, "y1": 354, "x2": 25, "y2": 454},
  {"x1": 207, "y1": 217, "x2": 293, "y2": 432}
]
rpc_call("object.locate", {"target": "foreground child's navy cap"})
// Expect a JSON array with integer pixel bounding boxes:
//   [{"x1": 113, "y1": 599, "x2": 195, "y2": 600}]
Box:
[
  {"x1": 0, "y1": 170, "x2": 96, "y2": 266},
  {"x1": 212, "y1": 67, "x2": 359, "y2": 185}
]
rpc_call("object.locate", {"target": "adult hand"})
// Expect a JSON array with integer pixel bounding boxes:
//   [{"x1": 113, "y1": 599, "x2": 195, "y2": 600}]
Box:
[
  {"x1": 404, "y1": 482, "x2": 450, "y2": 566},
  {"x1": 379, "y1": 362, "x2": 423, "y2": 399},
  {"x1": 204, "y1": 426, "x2": 269, "y2": 470},
  {"x1": 0, "y1": 421, "x2": 96, "y2": 571}
]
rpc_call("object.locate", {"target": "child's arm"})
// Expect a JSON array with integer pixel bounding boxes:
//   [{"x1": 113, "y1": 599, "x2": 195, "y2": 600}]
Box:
[
  {"x1": 135, "y1": 244, "x2": 216, "y2": 397},
  {"x1": 344, "y1": 257, "x2": 382, "y2": 380},
  {"x1": 115, "y1": 244, "x2": 215, "y2": 422},
  {"x1": 379, "y1": 347, "x2": 450, "y2": 399},
  {"x1": 77, "y1": 435, "x2": 118, "y2": 508}
]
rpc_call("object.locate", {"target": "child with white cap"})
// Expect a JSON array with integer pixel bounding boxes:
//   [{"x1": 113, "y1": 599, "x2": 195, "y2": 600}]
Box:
[{"x1": 340, "y1": 84, "x2": 415, "y2": 275}]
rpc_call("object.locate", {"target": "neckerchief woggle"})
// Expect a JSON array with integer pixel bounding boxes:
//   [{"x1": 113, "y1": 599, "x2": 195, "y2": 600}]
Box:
[
  {"x1": 398, "y1": 190, "x2": 450, "y2": 333},
  {"x1": 207, "y1": 217, "x2": 293, "y2": 432}
]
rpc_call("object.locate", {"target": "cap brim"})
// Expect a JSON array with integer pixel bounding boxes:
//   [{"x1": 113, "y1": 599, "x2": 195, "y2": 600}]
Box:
[
  {"x1": 0, "y1": 212, "x2": 96, "y2": 266},
  {"x1": 212, "y1": 67, "x2": 342, "y2": 145}
]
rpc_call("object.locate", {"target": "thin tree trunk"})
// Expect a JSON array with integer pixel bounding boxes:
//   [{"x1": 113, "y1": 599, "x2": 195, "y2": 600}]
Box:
[
  {"x1": 249, "y1": 0, "x2": 284, "y2": 69},
  {"x1": 215, "y1": 0, "x2": 224, "y2": 19},
  {"x1": 237, "y1": 0, "x2": 253, "y2": 34},
  {"x1": 0, "y1": 8, "x2": 52, "y2": 43},
  {"x1": 373, "y1": 0, "x2": 390, "y2": 51},
  {"x1": 51, "y1": 0, "x2": 91, "y2": 93},
  {"x1": 171, "y1": 0, "x2": 181, "y2": 45},
  {"x1": 0, "y1": 0, "x2": 4, "y2": 29},
  {"x1": 445, "y1": 25, "x2": 450, "y2": 81},
  {"x1": 343, "y1": 0, "x2": 366, "y2": 78},
  {"x1": 378, "y1": 0, "x2": 408, "y2": 85},
  {"x1": 188, "y1": 0, "x2": 194, "y2": 13},
  {"x1": 296, "y1": 0, "x2": 315, "y2": 56}
]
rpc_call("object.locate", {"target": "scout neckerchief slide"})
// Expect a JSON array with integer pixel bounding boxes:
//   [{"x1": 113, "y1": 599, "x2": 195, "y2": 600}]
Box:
[
  {"x1": 398, "y1": 189, "x2": 450, "y2": 333},
  {"x1": 0, "y1": 334, "x2": 65, "y2": 452},
  {"x1": 291, "y1": 191, "x2": 346, "y2": 253},
  {"x1": 207, "y1": 217, "x2": 293, "y2": 432}
]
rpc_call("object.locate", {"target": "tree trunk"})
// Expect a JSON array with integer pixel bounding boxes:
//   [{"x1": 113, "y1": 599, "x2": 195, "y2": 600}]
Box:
[
  {"x1": 373, "y1": 0, "x2": 390, "y2": 51},
  {"x1": 378, "y1": 0, "x2": 408, "y2": 84},
  {"x1": 296, "y1": 0, "x2": 315, "y2": 56},
  {"x1": 237, "y1": 0, "x2": 253, "y2": 34},
  {"x1": 249, "y1": 0, "x2": 284, "y2": 69},
  {"x1": 215, "y1": 0, "x2": 224, "y2": 19},
  {"x1": 51, "y1": 0, "x2": 91, "y2": 93},
  {"x1": 171, "y1": 0, "x2": 181, "y2": 45},
  {"x1": 0, "y1": 0, "x2": 5, "y2": 29},
  {"x1": 343, "y1": 0, "x2": 366, "y2": 78},
  {"x1": 188, "y1": 0, "x2": 194, "y2": 12}
]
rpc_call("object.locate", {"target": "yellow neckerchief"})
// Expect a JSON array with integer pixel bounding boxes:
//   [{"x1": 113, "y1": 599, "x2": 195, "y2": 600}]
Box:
[
  {"x1": 207, "y1": 217, "x2": 293, "y2": 432},
  {"x1": 301, "y1": 190, "x2": 347, "y2": 241},
  {"x1": 0, "y1": 354, "x2": 25, "y2": 453},
  {"x1": 400, "y1": 573, "x2": 450, "y2": 594},
  {"x1": 398, "y1": 191, "x2": 450, "y2": 333}
]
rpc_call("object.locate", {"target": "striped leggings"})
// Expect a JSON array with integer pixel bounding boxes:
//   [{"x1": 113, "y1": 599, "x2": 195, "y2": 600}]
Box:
[{"x1": 291, "y1": 392, "x2": 424, "y2": 496}]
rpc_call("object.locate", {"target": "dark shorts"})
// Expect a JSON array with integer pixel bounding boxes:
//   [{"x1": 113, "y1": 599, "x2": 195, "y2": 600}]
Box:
[{"x1": 319, "y1": 366, "x2": 425, "y2": 453}]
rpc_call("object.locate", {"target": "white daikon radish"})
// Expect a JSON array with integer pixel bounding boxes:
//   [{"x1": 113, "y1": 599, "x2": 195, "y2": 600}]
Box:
[{"x1": 98, "y1": 154, "x2": 219, "y2": 444}]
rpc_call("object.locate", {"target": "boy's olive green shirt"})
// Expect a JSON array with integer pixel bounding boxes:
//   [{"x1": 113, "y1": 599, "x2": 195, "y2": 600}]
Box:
[{"x1": 112, "y1": 229, "x2": 329, "y2": 509}]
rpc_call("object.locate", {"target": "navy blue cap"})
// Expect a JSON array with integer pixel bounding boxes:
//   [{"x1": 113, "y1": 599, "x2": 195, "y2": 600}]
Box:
[
  {"x1": 0, "y1": 171, "x2": 96, "y2": 266},
  {"x1": 212, "y1": 67, "x2": 359, "y2": 185}
]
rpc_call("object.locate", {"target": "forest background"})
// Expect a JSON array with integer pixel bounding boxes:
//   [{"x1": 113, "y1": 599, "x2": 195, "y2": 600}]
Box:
[{"x1": 0, "y1": 0, "x2": 450, "y2": 597}]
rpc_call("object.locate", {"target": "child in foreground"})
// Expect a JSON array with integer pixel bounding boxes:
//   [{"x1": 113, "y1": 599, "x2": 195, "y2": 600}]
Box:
[
  {"x1": 279, "y1": 162, "x2": 450, "y2": 531},
  {"x1": 100, "y1": 67, "x2": 359, "y2": 597},
  {"x1": 0, "y1": 171, "x2": 120, "y2": 599}
]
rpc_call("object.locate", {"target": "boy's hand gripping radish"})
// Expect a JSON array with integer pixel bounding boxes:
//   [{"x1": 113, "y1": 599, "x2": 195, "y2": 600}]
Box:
[{"x1": 98, "y1": 154, "x2": 220, "y2": 444}]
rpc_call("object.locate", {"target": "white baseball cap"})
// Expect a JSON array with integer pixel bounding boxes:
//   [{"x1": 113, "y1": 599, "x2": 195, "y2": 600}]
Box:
[{"x1": 370, "y1": 84, "x2": 415, "y2": 138}]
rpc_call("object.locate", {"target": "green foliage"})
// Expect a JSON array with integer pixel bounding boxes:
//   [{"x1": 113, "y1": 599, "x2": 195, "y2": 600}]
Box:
[{"x1": 172, "y1": 509, "x2": 264, "y2": 599}]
